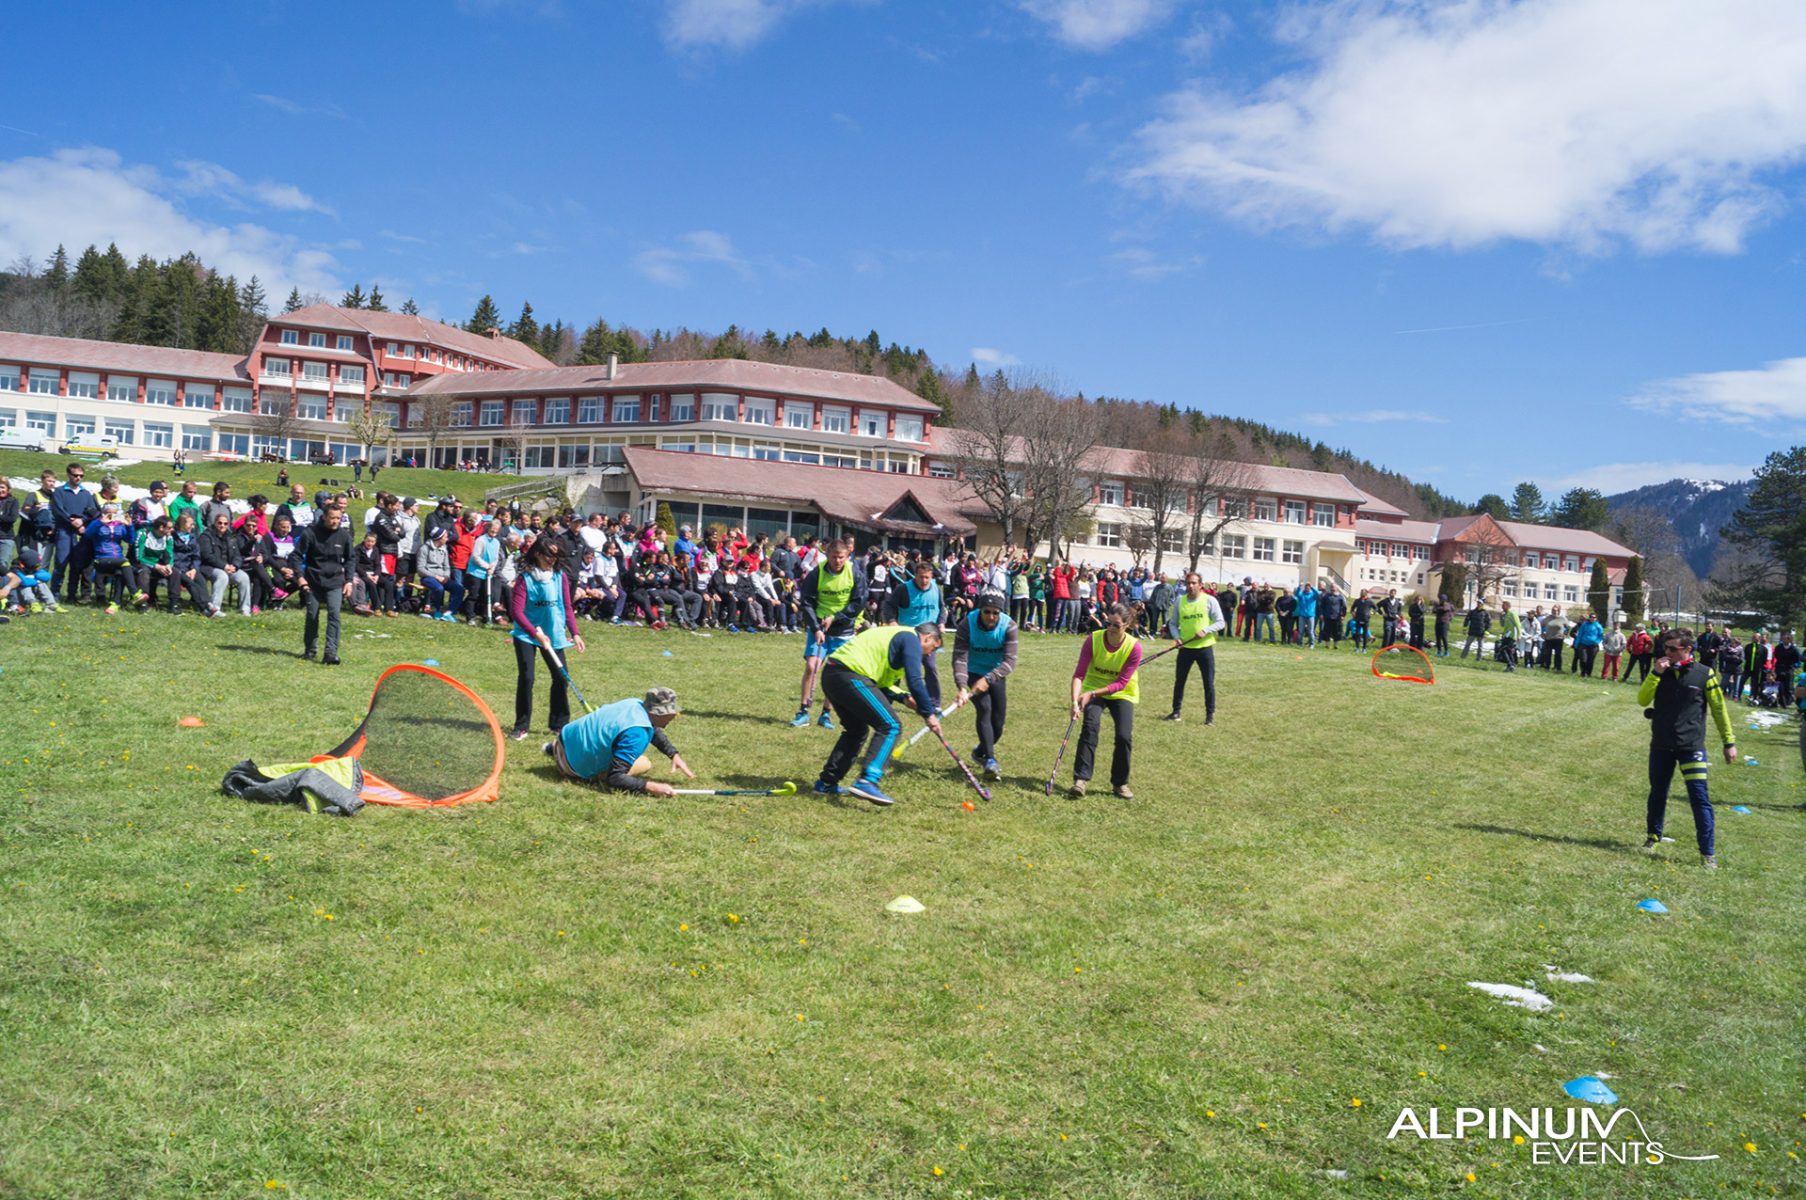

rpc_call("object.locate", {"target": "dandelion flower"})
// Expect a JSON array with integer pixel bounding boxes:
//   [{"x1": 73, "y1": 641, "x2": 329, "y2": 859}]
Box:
[
  {"x1": 1745, "y1": 1142, "x2": 1758, "y2": 1153},
  {"x1": 679, "y1": 923, "x2": 689, "y2": 932},
  {"x1": 1513, "y1": 1135, "x2": 1525, "y2": 1145},
  {"x1": 1205, "y1": 1110, "x2": 1215, "y2": 1118},
  {"x1": 932, "y1": 1166, "x2": 943, "y2": 1177},
  {"x1": 727, "y1": 913, "x2": 741, "y2": 924},
  {"x1": 1438, "y1": 1044, "x2": 1448, "y2": 1052},
  {"x1": 1350, "y1": 1098, "x2": 1361, "y2": 1108},
  {"x1": 1465, "y1": 1171, "x2": 1476, "y2": 1183}
]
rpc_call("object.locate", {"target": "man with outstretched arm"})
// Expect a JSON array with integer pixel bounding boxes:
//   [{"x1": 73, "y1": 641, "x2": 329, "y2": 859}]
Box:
[
  {"x1": 1637, "y1": 628, "x2": 1737, "y2": 869},
  {"x1": 1162, "y1": 571, "x2": 1226, "y2": 725},
  {"x1": 793, "y1": 538, "x2": 866, "y2": 729},
  {"x1": 814, "y1": 622, "x2": 944, "y2": 807},
  {"x1": 544, "y1": 687, "x2": 696, "y2": 796},
  {"x1": 953, "y1": 591, "x2": 1018, "y2": 780}
]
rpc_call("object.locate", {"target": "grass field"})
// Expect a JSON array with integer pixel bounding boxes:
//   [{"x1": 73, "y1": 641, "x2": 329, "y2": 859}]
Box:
[
  {"x1": 0, "y1": 448, "x2": 530, "y2": 509},
  {"x1": 2, "y1": 609, "x2": 1801, "y2": 1198}
]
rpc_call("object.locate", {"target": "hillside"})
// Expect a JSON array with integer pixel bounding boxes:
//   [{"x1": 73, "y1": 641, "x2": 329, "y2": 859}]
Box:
[{"x1": 1604, "y1": 477, "x2": 1753, "y2": 577}]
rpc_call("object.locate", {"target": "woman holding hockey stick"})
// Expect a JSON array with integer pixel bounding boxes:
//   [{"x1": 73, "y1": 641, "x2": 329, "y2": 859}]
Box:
[
  {"x1": 510, "y1": 536, "x2": 586, "y2": 741},
  {"x1": 1068, "y1": 601, "x2": 1144, "y2": 799}
]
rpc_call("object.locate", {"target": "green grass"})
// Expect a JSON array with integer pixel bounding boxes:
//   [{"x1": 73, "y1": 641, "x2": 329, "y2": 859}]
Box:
[
  {"x1": 2, "y1": 611, "x2": 1801, "y2": 1198},
  {"x1": 0, "y1": 448, "x2": 528, "y2": 508}
]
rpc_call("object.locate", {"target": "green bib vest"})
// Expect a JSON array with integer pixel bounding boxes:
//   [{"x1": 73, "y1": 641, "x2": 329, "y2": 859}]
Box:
[
  {"x1": 1082, "y1": 630, "x2": 1140, "y2": 704},
  {"x1": 830, "y1": 625, "x2": 907, "y2": 690},
  {"x1": 1176, "y1": 593, "x2": 1217, "y2": 649},
  {"x1": 813, "y1": 562, "x2": 855, "y2": 619}
]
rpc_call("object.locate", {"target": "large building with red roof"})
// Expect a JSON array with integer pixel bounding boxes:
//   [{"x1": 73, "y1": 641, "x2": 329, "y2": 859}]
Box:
[{"x1": 0, "y1": 307, "x2": 1635, "y2": 611}]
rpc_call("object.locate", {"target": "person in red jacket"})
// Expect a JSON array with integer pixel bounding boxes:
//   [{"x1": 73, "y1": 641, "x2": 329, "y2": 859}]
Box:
[
  {"x1": 1051, "y1": 561, "x2": 1076, "y2": 632},
  {"x1": 448, "y1": 510, "x2": 481, "y2": 619},
  {"x1": 1625, "y1": 624, "x2": 1655, "y2": 684}
]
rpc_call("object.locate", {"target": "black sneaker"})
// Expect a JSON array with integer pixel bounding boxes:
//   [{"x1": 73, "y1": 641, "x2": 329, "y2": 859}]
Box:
[
  {"x1": 322, "y1": 656, "x2": 340, "y2": 666},
  {"x1": 1161, "y1": 711, "x2": 1182, "y2": 722},
  {"x1": 1204, "y1": 716, "x2": 1215, "y2": 726}
]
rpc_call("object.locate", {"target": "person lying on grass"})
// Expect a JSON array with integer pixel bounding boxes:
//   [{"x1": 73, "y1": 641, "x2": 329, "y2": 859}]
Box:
[{"x1": 544, "y1": 687, "x2": 695, "y2": 796}]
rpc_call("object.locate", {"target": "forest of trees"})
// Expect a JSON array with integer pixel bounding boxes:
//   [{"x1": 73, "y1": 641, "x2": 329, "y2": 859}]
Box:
[{"x1": 0, "y1": 238, "x2": 1498, "y2": 522}]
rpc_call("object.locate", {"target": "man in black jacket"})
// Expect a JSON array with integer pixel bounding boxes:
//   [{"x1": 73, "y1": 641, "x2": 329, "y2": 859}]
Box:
[
  {"x1": 1432, "y1": 595, "x2": 1456, "y2": 656},
  {"x1": 299, "y1": 505, "x2": 354, "y2": 664},
  {"x1": 199, "y1": 511, "x2": 252, "y2": 616}
]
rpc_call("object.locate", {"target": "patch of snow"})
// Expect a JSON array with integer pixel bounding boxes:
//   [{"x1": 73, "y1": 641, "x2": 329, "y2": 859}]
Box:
[
  {"x1": 1541, "y1": 965, "x2": 1596, "y2": 984},
  {"x1": 1745, "y1": 711, "x2": 1788, "y2": 729},
  {"x1": 1318, "y1": 1169, "x2": 1349, "y2": 1180},
  {"x1": 1533, "y1": 1044, "x2": 1551, "y2": 1054},
  {"x1": 1467, "y1": 981, "x2": 1554, "y2": 1012}
]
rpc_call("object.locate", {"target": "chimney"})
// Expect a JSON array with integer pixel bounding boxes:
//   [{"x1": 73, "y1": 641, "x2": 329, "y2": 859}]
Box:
[
  {"x1": 487, "y1": 326, "x2": 501, "y2": 339},
  {"x1": 606, "y1": 353, "x2": 618, "y2": 381}
]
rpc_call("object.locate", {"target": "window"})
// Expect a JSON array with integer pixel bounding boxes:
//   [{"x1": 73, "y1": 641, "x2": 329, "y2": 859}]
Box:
[
  {"x1": 1221, "y1": 534, "x2": 1246, "y2": 558},
  {"x1": 1563, "y1": 585, "x2": 1579, "y2": 603},
  {"x1": 301, "y1": 362, "x2": 329, "y2": 382},
  {"x1": 332, "y1": 404, "x2": 354, "y2": 422},
  {"x1": 543, "y1": 397, "x2": 570, "y2": 424},
  {"x1": 1252, "y1": 537, "x2": 1275, "y2": 562},
  {"x1": 451, "y1": 402, "x2": 472, "y2": 428},
  {"x1": 175, "y1": 424, "x2": 211, "y2": 451},
  {"x1": 142, "y1": 421, "x2": 173, "y2": 449},
  {"x1": 1282, "y1": 539, "x2": 1304, "y2": 564},
  {"x1": 1544, "y1": 583, "x2": 1560, "y2": 600},
  {"x1": 1503, "y1": 581, "x2": 1518, "y2": 597},
  {"x1": 556, "y1": 443, "x2": 591, "y2": 469},
  {"x1": 613, "y1": 395, "x2": 642, "y2": 423},
  {"x1": 264, "y1": 358, "x2": 292, "y2": 378},
  {"x1": 66, "y1": 371, "x2": 99, "y2": 400},
  {"x1": 28, "y1": 370, "x2": 59, "y2": 395},
  {"x1": 742, "y1": 397, "x2": 774, "y2": 425},
  {"x1": 477, "y1": 399, "x2": 504, "y2": 427},
  {"x1": 1160, "y1": 529, "x2": 1186, "y2": 553},
  {"x1": 220, "y1": 388, "x2": 252, "y2": 413},
  {"x1": 0, "y1": 366, "x2": 17, "y2": 391},
  {"x1": 0, "y1": 408, "x2": 12, "y2": 428},
  {"x1": 338, "y1": 365, "x2": 365, "y2": 387},
  {"x1": 894, "y1": 415, "x2": 924, "y2": 442},
  {"x1": 512, "y1": 399, "x2": 536, "y2": 426},
  {"x1": 1098, "y1": 481, "x2": 1125, "y2": 506},
  {"x1": 701, "y1": 393, "x2": 738, "y2": 422},
  {"x1": 593, "y1": 442, "x2": 627, "y2": 465},
  {"x1": 888, "y1": 459, "x2": 911, "y2": 474},
  {"x1": 297, "y1": 396, "x2": 328, "y2": 421},
  {"x1": 1393, "y1": 543, "x2": 1410, "y2": 560},
  {"x1": 24, "y1": 410, "x2": 54, "y2": 435},
  {"x1": 577, "y1": 396, "x2": 602, "y2": 424},
  {"x1": 1223, "y1": 496, "x2": 1246, "y2": 518},
  {"x1": 103, "y1": 419, "x2": 135, "y2": 444},
  {"x1": 142, "y1": 379, "x2": 176, "y2": 406},
  {"x1": 781, "y1": 401, "x2": 812, "y2": 429},
  {"x1": 1563, "y1": 556, "x2": 1578, "y2": 573},
  {"x1": 857, "y1": 409, "x2": 886, "y2": 437},
  {"x1": 186, "y1": 384, "x2": 216, "y2": 408},
  {"x1": 1254, "y1": 498, "x2": 1276, "y2": 521},
  {"x1": 821, "y1": 406, "x2": 850, "y2": 434},
  {"x1": 65, "y1": 415, "x2": 96, "y2": 438},
  {"x1": 280, "y1": 329, "x2": 298, "y2": 345},
  {"x1": 1283, "y1": 499, "x2": 1306, "y2": 524},
  {"x1": 1522, "y1": 552, "x2": 1539, "y2": 569},
  {"x1": 668, "y1": 394, "x2": 696, "y2": 421},
  {"x1": 523, "y1": 444, "x2": 555, "y2": 469},
  {"x1": 1096, "y1": 522, "x2": 1123, "y2": 548},
  {"x1": 753, "y1": 443, "x2": 781, "y2": 461},
  {"x1": 927, "y1": 462, "x2": 955, "y2": 478},
  {"x1": 336, "y1": 335, "x2": 353, "y2": 351},
  {"x1": 1312, "y1": 504, "x2": 1336, "y2": 528},
  {"x1": 308, "y1": 332, "x2": 326, "y2": 348},
  {"x1": 822, "y1": 451, "x2": 856, "y2": 469}
]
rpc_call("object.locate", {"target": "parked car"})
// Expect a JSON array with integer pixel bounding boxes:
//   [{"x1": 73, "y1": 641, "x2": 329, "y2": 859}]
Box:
[
  {"x1": 307, "y1": 450, "x2": 337, "y2": 466},
  {"x1": 0, "y1": 427, "x2": 50, "y2": 452},
  {"x1": 59, "y1": 433, "x2": 121, "y2": 458}
]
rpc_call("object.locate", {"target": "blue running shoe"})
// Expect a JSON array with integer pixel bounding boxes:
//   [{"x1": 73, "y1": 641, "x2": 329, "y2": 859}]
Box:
[
  {"x1": 790, "y1": 709, "x2": 812, "y2": 728},
  {"x1": 848, "y1": 778, "x2": 894, "y2": 807},
  {"x1": 812, "y1": 779, "x2": 841, "y2": 796},
  {"x1": 983, "y1": 757, "x2": 1000, "y2": 780},
  {"x1": 817, "y1": 711, "x2": 835, "y2": 731}
]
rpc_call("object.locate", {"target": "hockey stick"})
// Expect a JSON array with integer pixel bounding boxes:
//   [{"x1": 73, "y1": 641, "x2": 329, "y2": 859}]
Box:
[
  {"x1": 550, "y1": 648, "x2": 596, "y2": 714},
  {"x1": 1044, "y1": 711, "x2": 1077, "y2": 796},
  {"x1": 892, "y1": 692, "x2": 970, "y2": 759},
  {"x1": 672, "y1": 781, "x2": 799, "y2": 797},
  {"x1": 928, "y1": 723, "x2": 991, "y2": 803}
]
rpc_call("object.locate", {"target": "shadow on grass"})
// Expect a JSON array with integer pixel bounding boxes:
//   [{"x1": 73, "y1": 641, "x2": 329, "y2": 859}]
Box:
[
  {"x1": 1454, "y1": 823, "x2": 1635, "y2": 855},
  {"x1": 216, "y1": 643, "x2": 303, "y2": 658},
  {"x1": 683, "y1": 708, "x2": 799, "y2": 730}
]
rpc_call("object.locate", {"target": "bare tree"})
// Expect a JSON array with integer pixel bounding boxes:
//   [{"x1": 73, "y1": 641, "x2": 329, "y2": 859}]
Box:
[
  {"x1": 1128, "y1": 442, "x2": 1194, "y2": 575},
  {"x1": 1123, "y1": 514, "x2": 1155, "y2": 568},
  {"x1": 0, "y1": 256, "x2": 119, "y2": 340},
  {"x1": 946, "y1": 371, "x2": 1035, "y2": 546},
  {"x1": 250, "y1": 386, "x2": 305, "y2": 460},
  {"x1": 1184, "y1": 431, "x2": 1256, "y2": 574},
  {"x1": 408, "y1": 393, "x2": 459, "y2": 467},
  {"x1": 1435, "y1": 518, "x2": 1518, "y2": 604},
  {"x1": 1018, "y1": 388, "x2": 1102, "y2": 562},
  {"x1": 345, "y1": 405, "x2": 394, "y2": 467}
]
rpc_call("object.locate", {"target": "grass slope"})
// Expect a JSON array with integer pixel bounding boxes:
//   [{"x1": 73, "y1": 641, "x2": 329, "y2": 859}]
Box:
[
  {"x1": 0, "y1": 448, "x2": 528, "y2": 508},
  {"x1": 1, "y1": 613, "x2": 1801, "y2": 1198}
]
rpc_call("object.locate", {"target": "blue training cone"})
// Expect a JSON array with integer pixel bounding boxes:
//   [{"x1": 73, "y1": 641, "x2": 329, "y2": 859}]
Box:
[
  {"x1": 1635, "y1": 898, "x2": 1668, "y2": 914},
  {"x1": 1731, "y1": 805, "x2": 1752, "y2": 814},
  {"x1": 422, "y1": 658, "x2": 440, "y2": 667},
  {"x1": 662, "y1": 650, "x2": 674, "y2": 657},
  {"x1": 1563, "y1": 1076, "x2": 1618, "y2": 1105}
]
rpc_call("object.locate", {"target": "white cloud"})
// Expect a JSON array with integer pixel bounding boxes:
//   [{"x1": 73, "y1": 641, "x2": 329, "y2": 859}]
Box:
[
  {"x1": 1541, "y1": 461, "x2": 1754, "y2": 494},
  {"x1": 1301, "y1": 408, "x2": 1447, "y2": 426},
  {"x1": 1629, "y1": 354, "x2": 1806, "y2": 425},
  {"x1": 1106, "y1": 245, "x2": 1200, "y2": 280},
  {"x1": 252, "y1": 94, "x2": 347, "y2": 120},
  {"x1": 1020, "y1": 0, "x2": 1179, "y2": 51},
  {"x1": 970, "y1": 347, "x2": 1022, "y2": 367},
  {"x1": 1128, "y1": 0, "x2": 1806, "y2": 253},
  {"x1": 0, "y1": 147, "x2": 343, "y2": 297},
  {"x1": 633, "y1": 229, "x2": 752, "y2": 287},
  {"x1": 662, "y1": 0, "x2": 837, "y2": 51},
  {"x1": 174, "y1": 159, "x2": 333, "y2": 215}
]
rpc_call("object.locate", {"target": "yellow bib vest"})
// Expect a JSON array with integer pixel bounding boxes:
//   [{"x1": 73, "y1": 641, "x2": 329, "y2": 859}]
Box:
[
  {"x1": 829, "y1": 625, "x2": 907, "y2": 690},
  {"x1": 813, "y1": 562, "x2": 855, "y2": 620},
  {"x1": 1176, "y1": 592, "x2": 1217, "y2": 649},
  {"x1": 1082, "y1": 630, "x2": 1140, "y2": 704}
]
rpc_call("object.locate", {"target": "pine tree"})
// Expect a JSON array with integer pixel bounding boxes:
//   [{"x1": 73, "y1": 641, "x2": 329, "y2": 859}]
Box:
[
  {"x1": 70, "y1": 244, "x2": 110, "y2": 304},
  {"x1": 655, "y1": 502, "x2": 677, "y2": 540},
  {"x1": 237, "y1": 276, "x2": 269, "y2": 353},
  {"x1": 113, "y1": 254, "x2": 162, "y2": 343},
  {"x1": 196, "y1": 272, "x2": 244, "y2": 353},
  {"x1": 1721, "y1": 446, "x2": 1806, "y2": 629},
  {"x1": 1509, "y1": 481, "x2": 1545, "y2": 523},
  {"x1": 507, "y1": 301, "x2": 538, "y2": 345},
  {"x1": 1587, "y1": 558, "x2": 1612, "y2": 619},
  {"x1": 341, "y1": 283, "x2": 367, "y2": 309},
  {"x1": 400, "y1": 297, "x2": 419, "y2": 315},
  {"x1": 283, "y1": 287, "x2": 304, "y2": 313},
  {"x1": 1474, "y1": 493, "x2": 1509, "y2": 520},
  {"x1": 45, "y1": 244, "x2": 70, "y2": 289},
  {"x1": 366, "y1": 284, "x2": 387, "y2": 312},
  {"x1": 99, "y1": 243, "x2": 131, "y2": 299},
  {"x1": 1621, "y1": 556, "x2": 1645, "y2": 622},
  {"x1": 465, "y1": 294, "x2": 502, "y2": 334},
  {"x1": 1552, "y1": 487, "x2": 1609, "y2": 532}
]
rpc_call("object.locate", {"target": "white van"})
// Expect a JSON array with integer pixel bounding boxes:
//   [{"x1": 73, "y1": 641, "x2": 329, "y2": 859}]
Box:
[
  {"x1": 58, "y1": 433, "x2": 121, "y2": 458},
  {"x1": 0, "y1": 427, "x2": 50, "y2": 452}
]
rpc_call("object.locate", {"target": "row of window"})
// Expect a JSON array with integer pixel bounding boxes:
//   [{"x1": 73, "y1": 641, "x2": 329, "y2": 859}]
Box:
[
  {"x1": 260, "y1": 359, "x2": 366, "y2": 387},
  {"x1": 278, "y1": 330, "x2": 356, "y2": 351},
  {"x1": 1090, "y1": 485, "x2": 1344, "y2": 525},
  {"x1": 406, "y1": 393, "x2": 926, "y2": 441},
  {"x1": 0, "y1": 408, "x2": 215, "y2": 451},
  {"x1": 1501, "y1": 580, "x2": 1583, "y2": 603},
  {"x1": 271, "y1": 329, "x2": 500, "y2": 375},
  {"x1": 1090, "y1": 523, "x2": 1311, "y2": 564}
]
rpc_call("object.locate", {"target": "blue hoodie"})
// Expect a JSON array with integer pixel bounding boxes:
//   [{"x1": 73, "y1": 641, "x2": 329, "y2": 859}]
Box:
[
  {"x1": 1573, "y1": 619, "x2": 1604, "y2": 648},
  {"x1": 1294, "y1": 585, "x2": 1319, "y2": 620}
]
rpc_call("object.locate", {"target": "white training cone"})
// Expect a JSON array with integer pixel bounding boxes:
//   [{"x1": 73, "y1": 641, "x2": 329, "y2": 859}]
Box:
[{"x1": 884, "y1": 895, "x2": 926, "y2": 914}]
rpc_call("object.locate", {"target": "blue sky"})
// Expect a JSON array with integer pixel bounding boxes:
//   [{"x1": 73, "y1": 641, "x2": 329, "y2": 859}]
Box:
[{"x1": 3, "y1": 0, "x2": 1804, "y2": 501}]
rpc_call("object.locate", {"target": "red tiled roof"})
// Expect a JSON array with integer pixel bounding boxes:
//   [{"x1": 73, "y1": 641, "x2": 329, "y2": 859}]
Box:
[
  {"x1": 409, "y1": 358, "x2": 942, "y2": 412},
  {"x1": 1354, "y1": 518, "x2": 1441, "y2": 543},
  {"x1": 1439, "y1": 514, "x2": 1634, "y2": 557},
  {"x1": 0, "y1": 331, "x2": 248, "y2": 381},
  {"x1": 278, "y1": 305, "x2": 554, "y2": 369},
  {"x1": 1350, "y1": 486, "x2": 1409, "y2": 518},
  {"x1": 623, "y1": 446, "x2": 978, "y2": 536},
  {"x1": 925, "y1": 426, "x2": 1373, "y2": 505}
]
